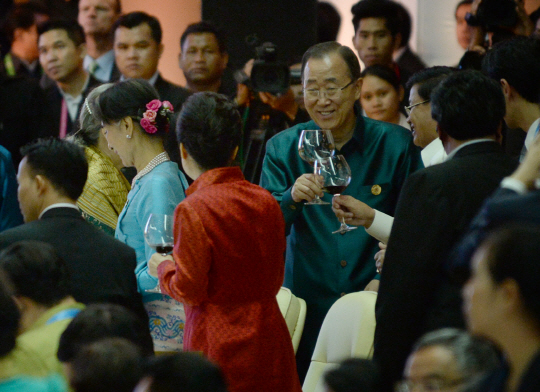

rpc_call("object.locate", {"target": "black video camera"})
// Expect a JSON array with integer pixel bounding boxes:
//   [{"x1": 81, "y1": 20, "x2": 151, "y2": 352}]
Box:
[{"x1": 249, "y1": 42, "x2": 290, "y2": 95}]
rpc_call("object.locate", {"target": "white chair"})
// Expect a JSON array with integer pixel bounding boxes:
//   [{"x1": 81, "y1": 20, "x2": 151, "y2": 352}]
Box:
[
  {"x1": 302, "y1": 291, "x2": 377, "y2": 392},
  {"x1": 276, "y1": 287, "x2": 307, "y2": 353}
]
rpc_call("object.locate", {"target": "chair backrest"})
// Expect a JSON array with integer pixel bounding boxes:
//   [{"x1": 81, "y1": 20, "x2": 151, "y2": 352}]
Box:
[
  {"x1": 276, "y1": 287, "x2": 307, "y2": 353},
  {"x1": 302, "y1": 291, "x2": 377, "y2": 392}
]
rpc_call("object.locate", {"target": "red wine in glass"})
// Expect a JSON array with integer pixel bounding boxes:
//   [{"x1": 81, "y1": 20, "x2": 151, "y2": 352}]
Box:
[
  {"x1": 144, "y1": 213, "x2": 174, "y2": 293},
  {"x1": 315, "y1": 155, "x2": 358, "y2": 234}
]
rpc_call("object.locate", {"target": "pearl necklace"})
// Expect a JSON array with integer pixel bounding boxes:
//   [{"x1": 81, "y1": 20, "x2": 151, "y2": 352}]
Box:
[{"x1": 131, "y1": 152, "x2": 170, "y2": 187}]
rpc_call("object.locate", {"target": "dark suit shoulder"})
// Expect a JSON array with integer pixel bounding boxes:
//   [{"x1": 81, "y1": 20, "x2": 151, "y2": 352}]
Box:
[{"x1": 154, "y1": 76, "x2": 191, "y2": 111}]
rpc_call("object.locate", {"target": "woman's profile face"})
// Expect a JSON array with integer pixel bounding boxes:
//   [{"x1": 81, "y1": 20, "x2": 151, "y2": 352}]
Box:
[
  {"x1": 101, "y1": 119, "x2": 132, "y2": 167},
  {"x1": 462, "y1": 246, "x2": 500, "y2": 338},
  {"x1": 360, "y1": 74, "x2": 402, "y2": 124}
]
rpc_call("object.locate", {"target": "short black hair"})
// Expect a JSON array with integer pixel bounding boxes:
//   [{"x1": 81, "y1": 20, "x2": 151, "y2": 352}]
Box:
[
  {"x1": 361, "y1": 64, "x2": 401, "y2": 92},
  {"x1": 114, "y1": 11, "x2": 162, "y2": 44},
  {"x1": 0, "y1": 273, "x2": 19, "y2": 358},
  {"x1": 394, "y1": 1, "x2": 412, "y2": 47},
  {"x1": 324, "y1": 358, "x2": 381, "y2": 392},
  {"x1": 37, "y1": 19, "x2": 85, "y2": 46},
  {"x1": 177, "y1": 92, "x2": 241, "y2": 171},
  {"x1": 406, "y1": 66, "x2": 455, "y2": 101},
  {"x1": 95, "y1": 79, "x2": 172, "y2": 136},
  {"x1": 142, "y1": 352, "x2": 228, "y2": 392},
  {"x1": 431, "y1": 70, "x2": 505, "y2": 140},
  {"x1": 482, "y1": 224, "x2": 540, "y2": 325},
  {"x1": 456, "y1": 0, "x2": 473, "y2": 16},
  {"x1": 57, "y1": 304, "x2": 154, "y2": 362},
  {"x1": 482, "y1": 36, "x2": 540, "y2": 104},
  {"x1": 317, "y1": 2, "x2": 342, "y2": 43},
  {"x1": 3, "y1": 3, "x2": 48, "y2": 43},
  {"x1": 301, "y1": 41, "x2": 361, "y2": 83},
  {"x1": 0, "y1": 241, "x2": 71, "y2": 307},
  {"x1": 20, "y1": 138, "x2": 88, "y2": 201},
  {"x1": 351, "y1": 0, "x2": 401, "y2": 36},
  {"x1": 180, "y1": 21, "x2": 227, "y2": 53},
  {"x1": 69, "y1": 338, "x2": 143, "y2": 392}
]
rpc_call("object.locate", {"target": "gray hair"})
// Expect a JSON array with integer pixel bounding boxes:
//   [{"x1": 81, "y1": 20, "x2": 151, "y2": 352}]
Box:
[
  {"x1": 76, "y1": 83, "x2": 115, "y2": 147},
  {"x1": 412, "y1": 328, "x2": 500, "y2": 390}
]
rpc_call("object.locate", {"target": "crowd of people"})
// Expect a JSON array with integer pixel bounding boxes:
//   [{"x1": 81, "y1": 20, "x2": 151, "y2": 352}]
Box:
[{"x1": 0, "y1": 0, "x2": 539, "y2": 391}]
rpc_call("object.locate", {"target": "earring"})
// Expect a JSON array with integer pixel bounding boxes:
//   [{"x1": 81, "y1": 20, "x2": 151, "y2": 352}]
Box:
[{"x1": 126, "y1": 135, "x2": 131, "y2": 139}]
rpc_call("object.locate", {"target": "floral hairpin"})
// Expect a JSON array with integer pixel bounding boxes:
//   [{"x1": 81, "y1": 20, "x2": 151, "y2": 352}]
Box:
[{"x1": 140, "y1": 99, "x2": 174, "y2": 134}]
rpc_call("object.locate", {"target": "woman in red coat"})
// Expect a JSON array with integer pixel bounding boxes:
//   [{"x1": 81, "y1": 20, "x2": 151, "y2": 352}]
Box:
[{"x1": 149, "y1": 92, "x2": 301, "y2": 392}]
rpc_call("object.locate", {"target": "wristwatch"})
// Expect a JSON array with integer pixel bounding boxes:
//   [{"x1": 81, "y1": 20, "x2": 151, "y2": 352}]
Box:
[{"x1": 465, "y1": 12, "x2": 480, "y2": 27}]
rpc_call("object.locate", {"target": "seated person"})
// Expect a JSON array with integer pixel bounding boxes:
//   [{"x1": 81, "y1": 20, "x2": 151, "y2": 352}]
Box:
[
  {"x1": 67, "y1": 338, "x2": 143, "y2": 392},
  {"x1": 135, "y1": 352, "x2": 228, "y2": 392},
  {"x1": 0, "y1": 241, "x2": 85, "y2": 376},
  {"x1": 463, "y1": 224, "x2": 540, "y2": 391},
  {"x1": 398, "y1": 328, "x2": 500, "y2": 392},
  {"x1": 0, "y1": 138, "x2": 146, "y2": 321},
  {"x1": 324, "y1": 358, "x2": 381, "y2": 392},
  {"x1": 0, "y1": 272, "x2": 67, "y2": 390},
  {"x1": 359, "y1": 64, "x2": 407, "y2": 128},
  {"x1": 57, "y1": 304, "x2": 154, "y2": 367}
]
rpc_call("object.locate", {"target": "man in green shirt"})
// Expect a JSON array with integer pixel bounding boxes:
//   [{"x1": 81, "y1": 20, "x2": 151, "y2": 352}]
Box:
[{"x1": 260, "y1": 41, "x2": 423, "y2": 379}]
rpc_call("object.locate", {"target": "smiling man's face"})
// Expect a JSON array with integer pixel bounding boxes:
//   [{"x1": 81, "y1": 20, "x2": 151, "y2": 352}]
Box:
[{"x1": 302, "y1": 52, "x2": 361, "y2": 136}]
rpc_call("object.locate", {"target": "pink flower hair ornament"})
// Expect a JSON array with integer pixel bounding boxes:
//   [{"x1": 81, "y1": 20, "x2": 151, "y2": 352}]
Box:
[{"x1": 140, "y1": 99, "x2": 174, "y2": 134}]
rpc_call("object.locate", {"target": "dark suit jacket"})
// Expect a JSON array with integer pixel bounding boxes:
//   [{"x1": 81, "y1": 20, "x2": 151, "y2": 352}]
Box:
[
  {"x1": 476, "y1": 351, "x2": 540, "y2": 392},
  {"x1": 373, "y1": 141, "x2": 518, "y2": 391},
  {"x1": 0, "y1": 75, "x2": 54, "y2": 166},
  {"x1": 154, "y1": 74, "x2": 191, "y2": 113},
  {"x1": 396, "y1": 46, "x2": 426, "y2": 87},
  {"x1": 0, "y1": 207, "x2": 147, "y2": 321},
  {"x1": 40, "y1": 74, "x2": 101, "y2": 137},
  {"x1": 451, "y1": 186, "x2": 540, "y2": 279}
]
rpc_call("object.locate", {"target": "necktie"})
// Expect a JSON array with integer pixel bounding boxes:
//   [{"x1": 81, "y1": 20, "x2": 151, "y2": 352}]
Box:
[
  {"x1": 88, "y1": 60, "x2": 99, "y2": 76},
  {"x1": 59, "y1": 99, "x2": 68, "y2": 139}
]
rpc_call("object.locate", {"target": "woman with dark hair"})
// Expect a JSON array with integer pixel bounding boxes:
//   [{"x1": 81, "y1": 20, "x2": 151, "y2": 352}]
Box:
[
  {"x1": 149, "y1": 92, "x2": 301, "y2": 392},
  {"x1": 359, "y1": 65, "x2": 408, "y2": 128},
  {"x1": 95, "y1": 79, "x2": 188, "y2": 353},
  {"x1": 71, "y1": 83, "x2": 130, "y2": 235},
  {"x1": 463, "y1": 224, "x2": 540, "y2": 391}
]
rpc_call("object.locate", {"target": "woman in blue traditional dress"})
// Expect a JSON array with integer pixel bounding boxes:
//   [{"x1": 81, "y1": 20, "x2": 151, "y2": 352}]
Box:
[{"x1": 95, "y1": 79, "x2": 188, "y2": 352}]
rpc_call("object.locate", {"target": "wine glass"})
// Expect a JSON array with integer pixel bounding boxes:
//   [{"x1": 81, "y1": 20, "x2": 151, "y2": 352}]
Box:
[
  {"x1": 144, "y1": 213, "x2": 174, "y2": 293},
  {"x1": 315, "y1": 155, "x2": 357, "y2": 234},
  {"x1": 298, "y1": 129, "x2": 336, "y2": 205}
]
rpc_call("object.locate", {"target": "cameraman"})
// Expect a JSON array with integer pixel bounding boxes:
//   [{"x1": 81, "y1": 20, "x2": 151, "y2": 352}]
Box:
[
  {"x1": 236, "y1": 58, "x2": 310, "y2": 184},
  {"x1": 465, "y1": 0, "x2": 533, "y2": 52}
]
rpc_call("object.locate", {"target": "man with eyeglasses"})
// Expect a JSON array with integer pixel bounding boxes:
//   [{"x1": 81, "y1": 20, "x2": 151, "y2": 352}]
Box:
[
  {"x1": 260, "y1": 41, "x2": 422, "y2": 381},
  {"x1": 396, "y1": 329, "x2": 500, "y2": 392},
  {"x1": 364, "y1": 70, "x2": 515, "y2": 392}
]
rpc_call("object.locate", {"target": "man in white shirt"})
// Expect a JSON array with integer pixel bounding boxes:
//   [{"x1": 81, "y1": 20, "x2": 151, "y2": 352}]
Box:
[
  {"x1": 38, "y1": 20, "x2": 101, "y2": 137},
  {"x1": 482, "y1": 36, "x2": 540, "y2": 160},
  {"x1": 331, "y1": 67, "x2": 454, "y2": 248},
  {"x1": 113, "y1": 12, "x2": 190, "y2": 113},
  {"x1": 78, "y1": 0, "x2": 122, "y2": 82}
]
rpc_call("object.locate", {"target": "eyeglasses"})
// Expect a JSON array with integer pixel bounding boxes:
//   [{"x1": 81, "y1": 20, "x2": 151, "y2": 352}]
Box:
[
  {"x1": 303, "y1": 80, "x2": 355, "y2": 100},
  {"x1": 395, "y1": 378, "x2": 464, "y2": 392},
  {"x1": 405, "y1": 99, "x2": 430, "y2": 116}
]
